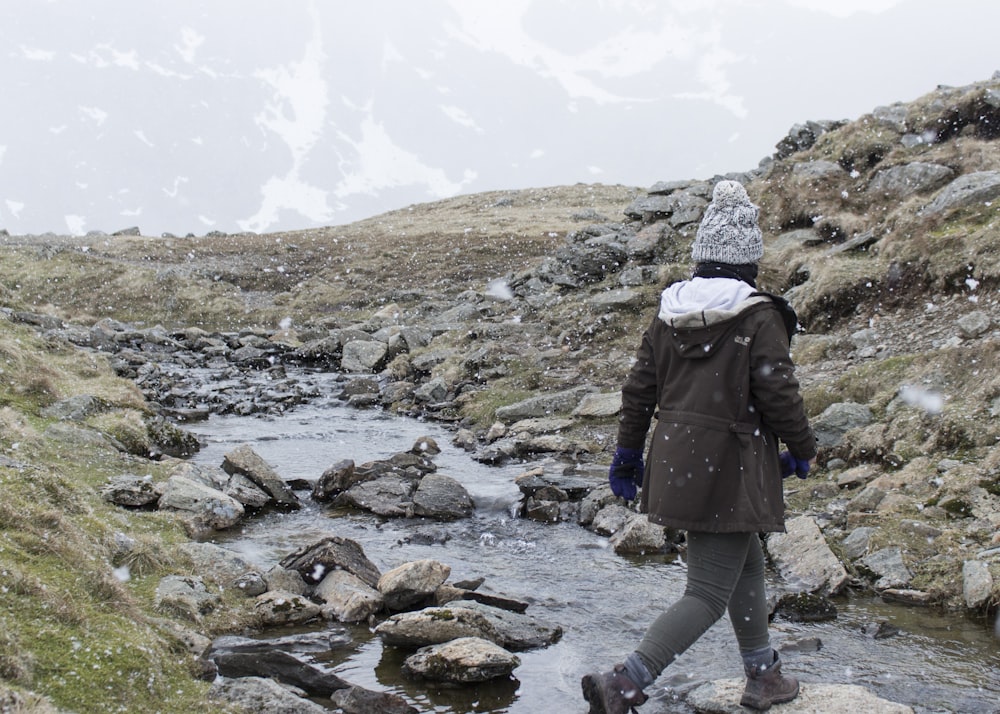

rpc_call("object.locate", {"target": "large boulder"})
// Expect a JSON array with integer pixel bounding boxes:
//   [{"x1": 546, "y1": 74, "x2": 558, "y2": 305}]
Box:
[
  {"x1": 221, "y1": 444, "x2": 300, "y2": 509},
  {"x1": 766, "y1": 516, "x2": 850, "y2": 596},
  {"x1": 157, "y1": 476, "x2": 244, "y2": 530},
  {"x1": 378, "y1": 559, "x2": 451, "y2": 611},
  {"x1": 279, "y1": 536, "x2": 382, "y2": 587},
  {"x1": 411, "y1": 473, "x2": 474, "y2": 520},
  {"x1": 316, "y1": 570, "x2": 384, "y2": 623}
]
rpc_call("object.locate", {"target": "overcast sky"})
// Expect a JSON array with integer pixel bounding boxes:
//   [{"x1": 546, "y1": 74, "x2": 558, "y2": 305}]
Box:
[{"x1": 1, "y1": 0, "x2": 998, "y2": 237}]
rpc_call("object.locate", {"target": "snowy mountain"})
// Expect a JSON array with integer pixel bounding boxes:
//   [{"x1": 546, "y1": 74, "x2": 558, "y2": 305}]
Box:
[{"x1": 0, "y1": 0, "x2": 997, "y2": 237}]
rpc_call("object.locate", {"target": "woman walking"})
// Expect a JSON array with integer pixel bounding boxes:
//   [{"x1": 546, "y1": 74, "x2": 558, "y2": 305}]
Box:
[{"x1": 582, "y1": 180, "x2": 816, "y2": 713}]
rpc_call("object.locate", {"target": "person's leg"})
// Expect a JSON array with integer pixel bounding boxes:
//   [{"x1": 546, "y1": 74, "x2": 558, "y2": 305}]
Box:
[
  {"x1": 726, "y1": 535, "x2": 800, "y2": 710},
  {"x1": 626, "y1": 531, "x2": 755, "y2": 686},
  {"x1": 727, "y1": 533, "x2": 771, "y2": 664}
]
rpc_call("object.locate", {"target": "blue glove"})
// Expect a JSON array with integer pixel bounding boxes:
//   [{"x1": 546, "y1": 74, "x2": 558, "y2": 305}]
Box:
[
  {"x1": 779, "y1": 451, "x2": 810, "y2": 479},
  {"x1": 609, "y1": 446, "x2": 644, "y2": 500}
]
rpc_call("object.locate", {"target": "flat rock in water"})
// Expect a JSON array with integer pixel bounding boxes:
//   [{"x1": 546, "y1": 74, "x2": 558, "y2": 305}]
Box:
[
  {"x1": 402, "y1": 637, "x2": 520, "y2": 683},
  {"x1": 330, "y1": 686, "x2": 418, "y2": 714},
  {"x1": 374, "y1": 600, "x2": 562, "y2": 651},
  {"x1": 336, "y1": 475, "x2": 417, "y2": 518},
  {"x1": 211, "y1": 648, "x2": 347, "y2": 696},
  {"x1": 685, "y1": 679, "x2": 913, "y2": 713}
]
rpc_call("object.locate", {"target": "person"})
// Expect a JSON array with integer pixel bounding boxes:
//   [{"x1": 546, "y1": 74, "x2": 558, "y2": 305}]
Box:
[{"x1": 581, "y1": 180, "x2": 817, "y2": 713}]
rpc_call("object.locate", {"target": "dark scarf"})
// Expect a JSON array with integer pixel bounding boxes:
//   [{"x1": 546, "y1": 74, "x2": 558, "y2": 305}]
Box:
[{"x1": 693, "y1": 261, "x2": 758, "y2": 288}]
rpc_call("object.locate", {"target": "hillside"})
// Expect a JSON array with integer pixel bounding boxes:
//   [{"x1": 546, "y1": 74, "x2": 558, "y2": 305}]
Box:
[{"x1": 2, "y1": 74, "x2": 1000, "y2": 712}]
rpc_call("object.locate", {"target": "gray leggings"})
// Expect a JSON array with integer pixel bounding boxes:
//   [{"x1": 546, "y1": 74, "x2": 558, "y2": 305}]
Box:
[{"x1": 635, "y1": 530, "x2": 771, "y2": 677}]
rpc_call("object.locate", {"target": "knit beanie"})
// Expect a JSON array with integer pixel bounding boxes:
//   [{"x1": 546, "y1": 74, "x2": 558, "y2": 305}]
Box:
[{"x1": 690, "y1": 180, "x2": 763, "y2": 265}]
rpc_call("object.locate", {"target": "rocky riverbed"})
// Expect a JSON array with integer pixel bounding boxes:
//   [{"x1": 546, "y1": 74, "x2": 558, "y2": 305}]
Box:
[{"x1": 2, "y1": 74, "x2": 1000, "y2": 713}]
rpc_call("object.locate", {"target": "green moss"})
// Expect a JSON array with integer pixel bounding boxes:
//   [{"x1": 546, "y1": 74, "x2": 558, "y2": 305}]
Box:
[
  {"x1": 459, "y1": 385, "x2": 535, "y2": 428},
  {"x1": 0, "y1": 320, "x2": 240, "y2": 713}
]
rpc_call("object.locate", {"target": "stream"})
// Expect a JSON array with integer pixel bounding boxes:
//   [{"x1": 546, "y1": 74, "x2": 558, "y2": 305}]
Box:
[{"x1": 186, "y1": 371, "x2": 1000, "y2": 713}]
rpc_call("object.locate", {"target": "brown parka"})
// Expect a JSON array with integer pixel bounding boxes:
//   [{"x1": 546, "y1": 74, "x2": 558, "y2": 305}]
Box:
[{"x1": 618, "y1": 292, "x2": 815, "y2": 533}]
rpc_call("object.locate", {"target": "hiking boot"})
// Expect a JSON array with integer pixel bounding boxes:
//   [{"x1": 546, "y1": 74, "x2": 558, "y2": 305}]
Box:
[
  {"x1": 740, "y1": 651, "x2": 799, "y2": 710},
  {"x1": 581, "y1": 663, "x2": 648, "y2": 714}
]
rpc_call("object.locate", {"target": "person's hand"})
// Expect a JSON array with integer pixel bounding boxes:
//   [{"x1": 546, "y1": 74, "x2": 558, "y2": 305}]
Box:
[
  {"x1": 609, "y1": 446, "x2": 644, "y2": 500},
  {"x1": 779, "y1": 451, "x2": 810, "y2": 479}
]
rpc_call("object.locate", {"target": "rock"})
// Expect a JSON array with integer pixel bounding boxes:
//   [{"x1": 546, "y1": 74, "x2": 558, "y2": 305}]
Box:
[
  {"x1": 861, "y1": 620, "x2": 901, "y2": 639},
  {"x1": 402, "y1": 637, "x2": 520, "y2": 683},
  {"x1": 279, "y1": 536, "x2": 382, "y2": 587},
  {"x1": 792, "y1": 160, "x2": 846, "y2": 181},
  {"x1": 587, "y1": 289, "x2": 642, "y2": 311},
  {"x1": 316, "y1": 570, "x2": 385, "y2": 622},
  {"x1": 341, "y1": 339, "x2": 389, "y2": 372},
  {"x1": 311, "y1": 459, "x2": 360, "y2": 501},
  {"x1": 514, "y1": 467, "x2": 598, "y2": 500},
  {"x1": 859, "y1": 547, "x2": 912, "y2": 590},
  {"x1": 812, "y1": 402, "x2": 874, "y2": 449},
  {"x1": 495, "y1": 386, "x2": 594, "y2": 422},
  {"x1": 433, "y1": 585, "x2": 530, "y2": 614},
  {"x1": 208, "y1": 636, "x2": 350, "y2": 699},
  {"x1": 957, "y1": 310, "x2": 992, "y2": 338},
  {"x1": 572, "y1": 391, "x2": 621, "y2": 418},
  {"x1": 209, "y1": 630, "x2": 352, "y2": 657},
  {"x1": 507, "y1": 417, "x2": 575, "y2": 436},
  {"x1": 962, "y1": 559, "x2": 994, "y2": 608},
  {"x1": 336, "y1": 475, "x2": 417, "y2": 518},
  {"x1": 686, "y1": 679, "x2": 914, "y2": 713},
  {"x1": 157, "y1": 475, "x2": 245, "y2": 530},
  {"x1": 378, "y1": 559, "x2": 452, "y2": 611},
  {"x1": 263, "y1": 565, "x2": 308, "y2": 596},
  {"x1": 232, "y1": 572, "x2": 268, "y2": 597},
  {"x1": 774, "y1": 120, "x2": 843, "y2": 158},
  {"x1": 224, "y1": 472, "x2": 272, "y2": 508},
  {"x1": 848, "y1": 484, "x2": 887, "y2": 513},
  {"x1": 40, "y1": 394, "x2": 105, "y2": 421},
  {"x1": 221, "y1": 445, "x2": 300, "y2": 509},
  {"x1": 921, "y1": 170, "x2": 1000, "y2": 216},
  {"x1": 330, "y1": 686, "x2": 418, "y2": 714},
  {"x1": 773, "y1": 592, "x2": 838, "y2": 622},
  {"x1": 413, "y1": 376, "x2": 449, "y2": 403},
  {"x1": 101, "y1": 473, "x2": 162, "y2": 507},
  {"x1": 411, "y1": 473, "x2": 474, "y2": 520},
  {"x1": 374, "y1": 600, "x2": 562, "y2": 651},
  {"x1": 176, "y1": 542, "x2": 261, "y2": 586},
  {"x1": 841, "y1": 526, "x2": 877, "y2": 560},
  {"x1": 154, "y1": 575, "x2": 219, "y2": 620},
  {"x1": 411, "y1": 436, "x2": 441, "y2": 455},
  {"x1": 766, "y1": 516, "x2": 850, "y2": 596},
  {"x1": 209, "y1": 676, "x2": 330, "y2": 714},
  {"x1": 867, "y1": 162, "x2": 955, "y2": 198},
  {"x1": 253, "y1": 590, "x2": 322, "y2": 626},
  {"x1": 610, "y1": 513, "x2": 668, "y2": 555},
  {"x1": 590, "y1": 503, "x2": 634, "y2": 536}
]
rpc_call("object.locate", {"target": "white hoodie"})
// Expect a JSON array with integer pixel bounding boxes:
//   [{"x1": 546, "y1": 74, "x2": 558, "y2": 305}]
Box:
[{"x1": 658, "y1": 276, "x2": 757, "y2": 326}]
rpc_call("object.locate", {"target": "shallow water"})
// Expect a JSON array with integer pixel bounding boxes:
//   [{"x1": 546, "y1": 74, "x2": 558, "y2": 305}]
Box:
[{"x1": 187, "y1": 373, "x2": 1000, "y2": 713}]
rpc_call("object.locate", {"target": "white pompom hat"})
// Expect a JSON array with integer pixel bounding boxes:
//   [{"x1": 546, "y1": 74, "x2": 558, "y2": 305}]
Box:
[{"x1": 690, "y1": 180, "x2": 763, "y2": 265}]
